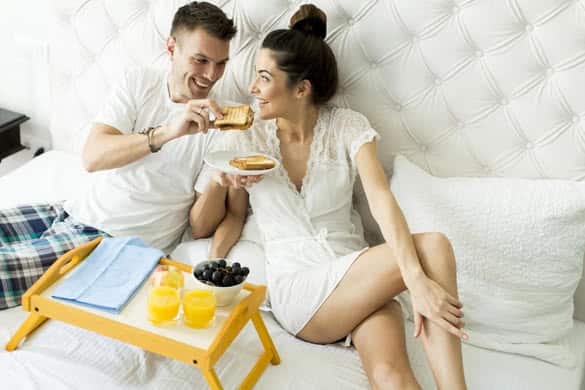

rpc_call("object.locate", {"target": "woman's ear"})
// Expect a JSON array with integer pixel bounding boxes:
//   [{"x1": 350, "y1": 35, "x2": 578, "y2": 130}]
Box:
[{"x1": 295, "y1": 79, "x2": 312, "y2": 99}]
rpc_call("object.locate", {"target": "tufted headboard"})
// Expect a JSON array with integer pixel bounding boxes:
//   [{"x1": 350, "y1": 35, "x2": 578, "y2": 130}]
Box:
[{"x1": 49, "y1": 0, "x2": 585, "y2": 320}]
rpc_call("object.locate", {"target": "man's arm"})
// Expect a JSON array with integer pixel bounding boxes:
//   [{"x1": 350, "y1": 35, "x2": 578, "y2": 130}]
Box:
[
  {"x1": 82, "y1": 123, "x2": 176, "y2": 172},
  {"x1": 209, "y1": 187, "x2": 249, "y2": 259},
  {"x1": 83, "y1": 99, "x2": 224, "y2": 172}
]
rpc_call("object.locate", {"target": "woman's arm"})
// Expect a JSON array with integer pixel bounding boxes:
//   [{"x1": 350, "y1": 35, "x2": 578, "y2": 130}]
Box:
[
  {"x1": 209, "y1": 187, "x2": 249, "y2": 259},
  {"x1": 355, "y1": 141, "x2": 463, "y2": 336},
  {"x1": 355, "y1": 141, "x2": 423, "y2": 284}
]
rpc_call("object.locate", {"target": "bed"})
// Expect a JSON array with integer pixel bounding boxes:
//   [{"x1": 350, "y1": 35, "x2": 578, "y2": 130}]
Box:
[{"x1": 1, "y1": 1, "x2": 585, "y2": 389}]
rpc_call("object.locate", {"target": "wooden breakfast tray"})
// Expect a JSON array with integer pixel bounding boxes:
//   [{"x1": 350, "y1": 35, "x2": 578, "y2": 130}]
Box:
[{"x1": 5, "y1": 237, "x2": 280, "y2": 389}]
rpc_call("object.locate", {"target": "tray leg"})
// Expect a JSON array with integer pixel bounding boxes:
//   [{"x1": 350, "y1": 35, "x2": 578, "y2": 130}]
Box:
[
  {"x1": 251, "y1": 312, "x2": 280, "y2": 365},
  {"x1": 238, "y1": 312, "x2": 281, "y2": 390},
  {"x1": 202, "y1": 367, "x2": 223, "y2": 390},
  {"x1": 5, "y1": 312, "x2": 48, "y2": 351}
]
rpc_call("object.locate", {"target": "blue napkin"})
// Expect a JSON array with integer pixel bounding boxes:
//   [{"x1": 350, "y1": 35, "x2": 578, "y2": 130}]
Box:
[{"x1": 52, "y1": 236, "x2": 164, "y2": 313}]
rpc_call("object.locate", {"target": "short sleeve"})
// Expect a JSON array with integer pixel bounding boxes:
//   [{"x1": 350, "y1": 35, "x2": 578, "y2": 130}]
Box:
[
  {"x1": 342, "y1": 109, "x2": 381, "y2": 164},
  {"x1": 93, "y1": 69, "x2": 138, "y2": 134},
  {"x1": 194, "y1": 162, "x2": 215, "y2": 194}
]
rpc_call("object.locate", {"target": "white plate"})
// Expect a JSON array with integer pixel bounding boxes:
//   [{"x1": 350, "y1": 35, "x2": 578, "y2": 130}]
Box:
[{"x1": 204, "y1": 150, "x2": 280, "y2": 176}]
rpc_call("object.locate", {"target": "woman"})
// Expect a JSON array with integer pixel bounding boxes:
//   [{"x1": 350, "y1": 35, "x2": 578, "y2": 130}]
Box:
[{"x1": 194, "y1": 4, "x2": 468, "y2": 389}]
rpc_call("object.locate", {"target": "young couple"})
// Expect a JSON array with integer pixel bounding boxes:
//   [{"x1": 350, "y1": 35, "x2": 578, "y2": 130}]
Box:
[{"x1": 0, "y1": 2, "x2": 467, "y2": 388}]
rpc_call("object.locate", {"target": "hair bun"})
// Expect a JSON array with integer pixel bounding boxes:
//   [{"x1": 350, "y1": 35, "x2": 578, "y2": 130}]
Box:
[{"x1": 289, "y1": 4, "x2": 327, "y2": 40}]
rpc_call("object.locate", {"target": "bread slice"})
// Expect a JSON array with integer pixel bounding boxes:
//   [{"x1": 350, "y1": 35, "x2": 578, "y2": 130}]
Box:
[
  {"x1": 229, "y1": 155, "x2": 276, "y2": 170},
  {"x1": 214, "y1": 105, "x2": 254, "y2": 131}
]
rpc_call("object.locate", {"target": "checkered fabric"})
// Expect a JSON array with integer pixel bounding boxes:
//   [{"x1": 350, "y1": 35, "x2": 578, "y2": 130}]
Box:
[{"x1": 0, "y1": 203, "x2": 107, "y2": 309}]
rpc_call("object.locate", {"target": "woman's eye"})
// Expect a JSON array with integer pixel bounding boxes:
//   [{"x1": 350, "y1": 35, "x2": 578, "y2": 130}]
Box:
[{"x1": 261, "y1": 76, "x2": 269, "y2": 82}]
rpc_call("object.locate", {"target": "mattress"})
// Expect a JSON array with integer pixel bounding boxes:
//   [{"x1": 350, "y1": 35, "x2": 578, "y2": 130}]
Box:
[{"x1": 1, "y1": 151, "x2": 584, "y2": 389}]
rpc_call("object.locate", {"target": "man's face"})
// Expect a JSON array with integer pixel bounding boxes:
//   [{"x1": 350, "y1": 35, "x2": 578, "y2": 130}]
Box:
[{"x1": 167, "y1": 28, "x2": 230, "y2": 102}]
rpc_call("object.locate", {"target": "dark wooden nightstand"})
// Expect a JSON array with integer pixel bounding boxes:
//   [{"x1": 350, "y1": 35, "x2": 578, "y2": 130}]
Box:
[{"x1": 0, "y1": 108, "x2": 29, "y2": 162}]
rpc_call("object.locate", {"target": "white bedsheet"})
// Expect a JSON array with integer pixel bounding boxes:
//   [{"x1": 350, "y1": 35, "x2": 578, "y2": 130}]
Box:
[{"x1": 1, "y1": 151, "x2": 584, "y2": 389}]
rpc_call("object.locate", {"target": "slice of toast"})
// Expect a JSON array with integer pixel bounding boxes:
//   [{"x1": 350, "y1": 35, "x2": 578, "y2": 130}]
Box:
[
  {"x1": 229, "y1": 155, "x2": 276, "y2": 170},
  {"x1": 214, "y1": 105, "x2": 254, "y2": 131}
]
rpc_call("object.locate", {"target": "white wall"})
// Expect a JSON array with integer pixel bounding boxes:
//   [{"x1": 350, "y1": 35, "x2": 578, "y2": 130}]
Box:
[{"x1": 0, "y1": 1, "x2": 51, "y2": 151}]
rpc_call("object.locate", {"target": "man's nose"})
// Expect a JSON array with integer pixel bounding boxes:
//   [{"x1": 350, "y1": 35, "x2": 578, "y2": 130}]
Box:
[{"x1": 204, "y1": 63, "x2": 221, "y2": 81}]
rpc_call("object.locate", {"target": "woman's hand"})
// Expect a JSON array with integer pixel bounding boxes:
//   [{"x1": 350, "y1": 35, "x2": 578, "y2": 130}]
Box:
[
  {"x1": 408, "y1": 274, "x2": 468, "y2": 340},
  {"x1": 213, "y1": 171, "x2": 263, "y2": 189}
]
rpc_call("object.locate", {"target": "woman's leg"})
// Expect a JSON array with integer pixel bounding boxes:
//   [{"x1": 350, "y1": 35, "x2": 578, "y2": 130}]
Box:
[
  {"x1": 352, "y1": 300, "x2": 421, "y2": 390},
  {"x1": 413, "y1": 233, "x2": 466, "y2": 389},
  {"x1": 297, "y1": 232, "x2": 466, "y2": 389}
]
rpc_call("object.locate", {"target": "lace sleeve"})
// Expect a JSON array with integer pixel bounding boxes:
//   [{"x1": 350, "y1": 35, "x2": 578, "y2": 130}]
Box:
[{"x1": 341, "y1": 109, "x2": 381, "y2": 165}]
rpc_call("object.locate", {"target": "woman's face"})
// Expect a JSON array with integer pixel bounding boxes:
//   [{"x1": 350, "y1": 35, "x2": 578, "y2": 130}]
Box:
[{"x1": 249, "y1": 49, "x2": 298, "y2": 120}]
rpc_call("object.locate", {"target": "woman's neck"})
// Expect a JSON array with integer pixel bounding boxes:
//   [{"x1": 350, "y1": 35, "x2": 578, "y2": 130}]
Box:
[{"x1": 276, "y1": 105, "x2": 320, "y2": 144}]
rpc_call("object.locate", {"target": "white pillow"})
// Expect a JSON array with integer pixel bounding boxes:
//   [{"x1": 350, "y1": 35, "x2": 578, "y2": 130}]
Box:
[{"x1": 390, "y1": 155, "x2": 585, "y2": 367}]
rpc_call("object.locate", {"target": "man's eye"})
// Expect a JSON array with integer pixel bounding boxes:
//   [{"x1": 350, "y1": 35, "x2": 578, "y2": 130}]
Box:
[{"x1": 196, "y1": 58, "x2": 208, "y2": 64}]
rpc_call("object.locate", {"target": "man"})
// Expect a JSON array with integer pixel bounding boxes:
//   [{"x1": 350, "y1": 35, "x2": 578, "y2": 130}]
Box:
[{"x1": 0, "y1": 2, "x2": 238, "y2": 310}]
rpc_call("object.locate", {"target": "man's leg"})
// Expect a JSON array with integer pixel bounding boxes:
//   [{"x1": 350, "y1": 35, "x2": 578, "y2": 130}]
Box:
[
  {"x1": 0, "y1": 208, "x2": 105, "y2": 310},
  {"x1": 0, "y1": 203, "x2": 61, "y2": 245}
]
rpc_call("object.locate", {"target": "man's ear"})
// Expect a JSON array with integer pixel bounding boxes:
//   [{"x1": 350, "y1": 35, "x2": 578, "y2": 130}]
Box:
[
  {"x1": 295, "y1": 79, "x2": 312, "y2": 99},
  {"x1": 167, "y1": 36, "x2": 177, "y2": 58}
]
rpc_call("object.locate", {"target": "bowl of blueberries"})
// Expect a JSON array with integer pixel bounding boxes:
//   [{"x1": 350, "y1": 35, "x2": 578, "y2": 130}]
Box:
[{"x1": 192, "y1": 259, "x2": 250, "y2": 306}]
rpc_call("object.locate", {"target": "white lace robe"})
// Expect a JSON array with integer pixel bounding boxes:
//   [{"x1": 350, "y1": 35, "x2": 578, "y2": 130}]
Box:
[{"x1": 203, "y1": 106, "x2": 380, "y2": 335}]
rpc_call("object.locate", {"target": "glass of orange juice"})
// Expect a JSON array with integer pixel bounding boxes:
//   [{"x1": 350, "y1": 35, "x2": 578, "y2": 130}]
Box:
[
  {"x1": 147, "y1": 286, "x2": 180, "y2": 326},
  {"x1": 183, "y1": 290, "x2": 216, "y2": 329}
]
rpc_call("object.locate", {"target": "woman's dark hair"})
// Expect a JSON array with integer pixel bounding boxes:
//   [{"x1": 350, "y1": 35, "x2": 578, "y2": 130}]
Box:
[
  {"x1": 261, "y1": 4, "x2": 338, "y2": 105},
  {"x1": 171, "y1": 1, "x2": 237, "y2": 41}
]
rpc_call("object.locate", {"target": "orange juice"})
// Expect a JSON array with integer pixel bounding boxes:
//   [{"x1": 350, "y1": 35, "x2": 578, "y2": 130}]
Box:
[
  {"x1": 147, "y1": 286, "x2": 180, "y2": 326},
  {"x1": 183, "y1": 290, "x2": 216, "y2": 329}
]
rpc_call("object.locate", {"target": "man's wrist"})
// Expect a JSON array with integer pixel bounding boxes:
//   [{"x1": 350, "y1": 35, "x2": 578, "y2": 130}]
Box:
[{"x1": 149, "y1": 125, "x2": 173, "y2": 152}]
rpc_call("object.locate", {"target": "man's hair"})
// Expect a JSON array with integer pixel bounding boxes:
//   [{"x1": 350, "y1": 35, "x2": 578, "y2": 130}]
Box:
[{"x1": 170, "y1": 2, "x2": 237, "y2": 41}]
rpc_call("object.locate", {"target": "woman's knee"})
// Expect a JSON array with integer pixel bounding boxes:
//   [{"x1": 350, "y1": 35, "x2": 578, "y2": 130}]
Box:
[{"x1": 413, "y1": 232, "x2": 456, "y2": 272}]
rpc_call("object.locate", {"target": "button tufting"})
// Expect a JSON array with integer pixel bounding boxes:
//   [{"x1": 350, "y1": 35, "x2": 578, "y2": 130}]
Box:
[
  {"x1": 475, "y1": 50, "x2": 484, "y2": 58},
  {"x1": 395, "y1": 104, "x2": 403, "y2": 111},
  {"x1": 434, "y1": 78, "x2": 442, "y2": 86},
  {"x1": 412, "y1": 35, "x2": 420, "y2": 44},
  {"x1": 525, "y1": 142, "x2": 534, "y2": 149},
  {"x1": 525, "y1": 24, "x2": 534, "y2": 32},
  {"x1": 452, "y1": 5, "x2": 460, "y2": 14},
  {"x1": 419, "y1": 144, "x2": 428, "y2": 152},
  {"x1": 573, "y1": 115, "x2": 581, "y2": 124},
  {"x1": 348, "y1": 18, "x2": 354, "y2": 26},
  {"x1": 546, "y1": 67, "x2": 555, "y2": 77},
  {"x1": 370, "y1": 62, "x2": 377, "y2": 69},
  {"x1": 501, "y1": 98, "x2": 509, "y2": 106}
]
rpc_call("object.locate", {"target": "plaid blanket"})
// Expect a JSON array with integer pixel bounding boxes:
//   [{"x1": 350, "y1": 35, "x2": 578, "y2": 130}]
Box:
[{"x1": 0, "y1": 203, "x2": 107, "y2": 309}]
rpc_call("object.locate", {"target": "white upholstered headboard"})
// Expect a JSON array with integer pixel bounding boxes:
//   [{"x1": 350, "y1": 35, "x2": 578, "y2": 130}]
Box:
[{"x1": 49, "y1": 0, "x2": 585, "y2": 320}]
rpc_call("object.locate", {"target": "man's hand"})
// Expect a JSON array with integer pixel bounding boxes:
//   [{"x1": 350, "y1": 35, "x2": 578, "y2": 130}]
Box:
[
  {"x1": 214, "y1": 171, "x2": 263, "y2": 189},
  {"x1": 167, "y1": 99, "x2": 224, "y2": 138}
]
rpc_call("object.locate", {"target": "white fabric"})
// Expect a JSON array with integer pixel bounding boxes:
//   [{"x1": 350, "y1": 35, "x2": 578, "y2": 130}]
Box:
[
  {"x1": 391, "y1": 155, "x2": 585, "y2": 367},
  {"x1": 64, "y1": 67, "x2": 217, "y2": 253},
  {"x1": 201, "y1": 106, "x2": 378, "y2": 334}
]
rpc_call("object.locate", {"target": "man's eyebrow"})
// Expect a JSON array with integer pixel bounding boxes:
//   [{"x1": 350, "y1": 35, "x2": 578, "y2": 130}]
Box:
[{"x1": 193, "y1": 53, "x2": 229, "y2": 64}]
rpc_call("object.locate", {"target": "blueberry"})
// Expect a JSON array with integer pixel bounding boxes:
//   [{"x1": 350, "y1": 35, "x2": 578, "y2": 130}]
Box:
[
  {"x1": 241, "y1": 267, "x2": 250, "y2": 276},
  {"x1": 218, "y1": 259, "x2": 227, "y2": 268},
  {"x1": 212, "y1": 270, "x2": 224, "y2": 284},
  {"x1": 231, "y1": 267, "x2": 241, "y2": 276},
  {"x1": 232, "y1": 262, "x2": 241, "y2": 269},
  {"x1": 234, "y1": 275, "x2": 244, "y2": 284},
  {"x1": 202, "y1": 269, "x2": 213, "y2": 281},
  {"x1": 223, "y1": 274, "x2": 235, "y2": 287}
]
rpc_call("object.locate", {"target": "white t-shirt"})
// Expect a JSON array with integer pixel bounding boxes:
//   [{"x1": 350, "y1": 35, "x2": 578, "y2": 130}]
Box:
[{"x1": 65, "y1": 66, "x2": 217, "y2": 253}]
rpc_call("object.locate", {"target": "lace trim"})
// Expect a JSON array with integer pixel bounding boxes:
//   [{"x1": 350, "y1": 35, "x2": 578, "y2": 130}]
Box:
[
  {"x1": 350, "y1": 128, "x2": 381, "y2": 164},
  {"x1": 267, "y1": 108, "x2": 329, "y2": 198}
]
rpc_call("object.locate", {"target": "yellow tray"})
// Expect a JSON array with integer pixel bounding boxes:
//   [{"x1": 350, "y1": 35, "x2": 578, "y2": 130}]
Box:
[{"x1": 5, "y1": 237, "x2": 280, "y2": 389}]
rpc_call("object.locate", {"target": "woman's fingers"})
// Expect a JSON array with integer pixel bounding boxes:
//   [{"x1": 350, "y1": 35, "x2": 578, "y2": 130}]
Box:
[
  {"x1": 447, "y1": 305, "x2": 464, "y2": 319},
  {"x1": 437, "y1": 318, "x2": 468, "y2": 340},
  {"x1": 444, "y1": 312, "x2": 465, "y2": 329},
  {"x1": 447, "y1": 294, "x2": 463, "y2": 308}
]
